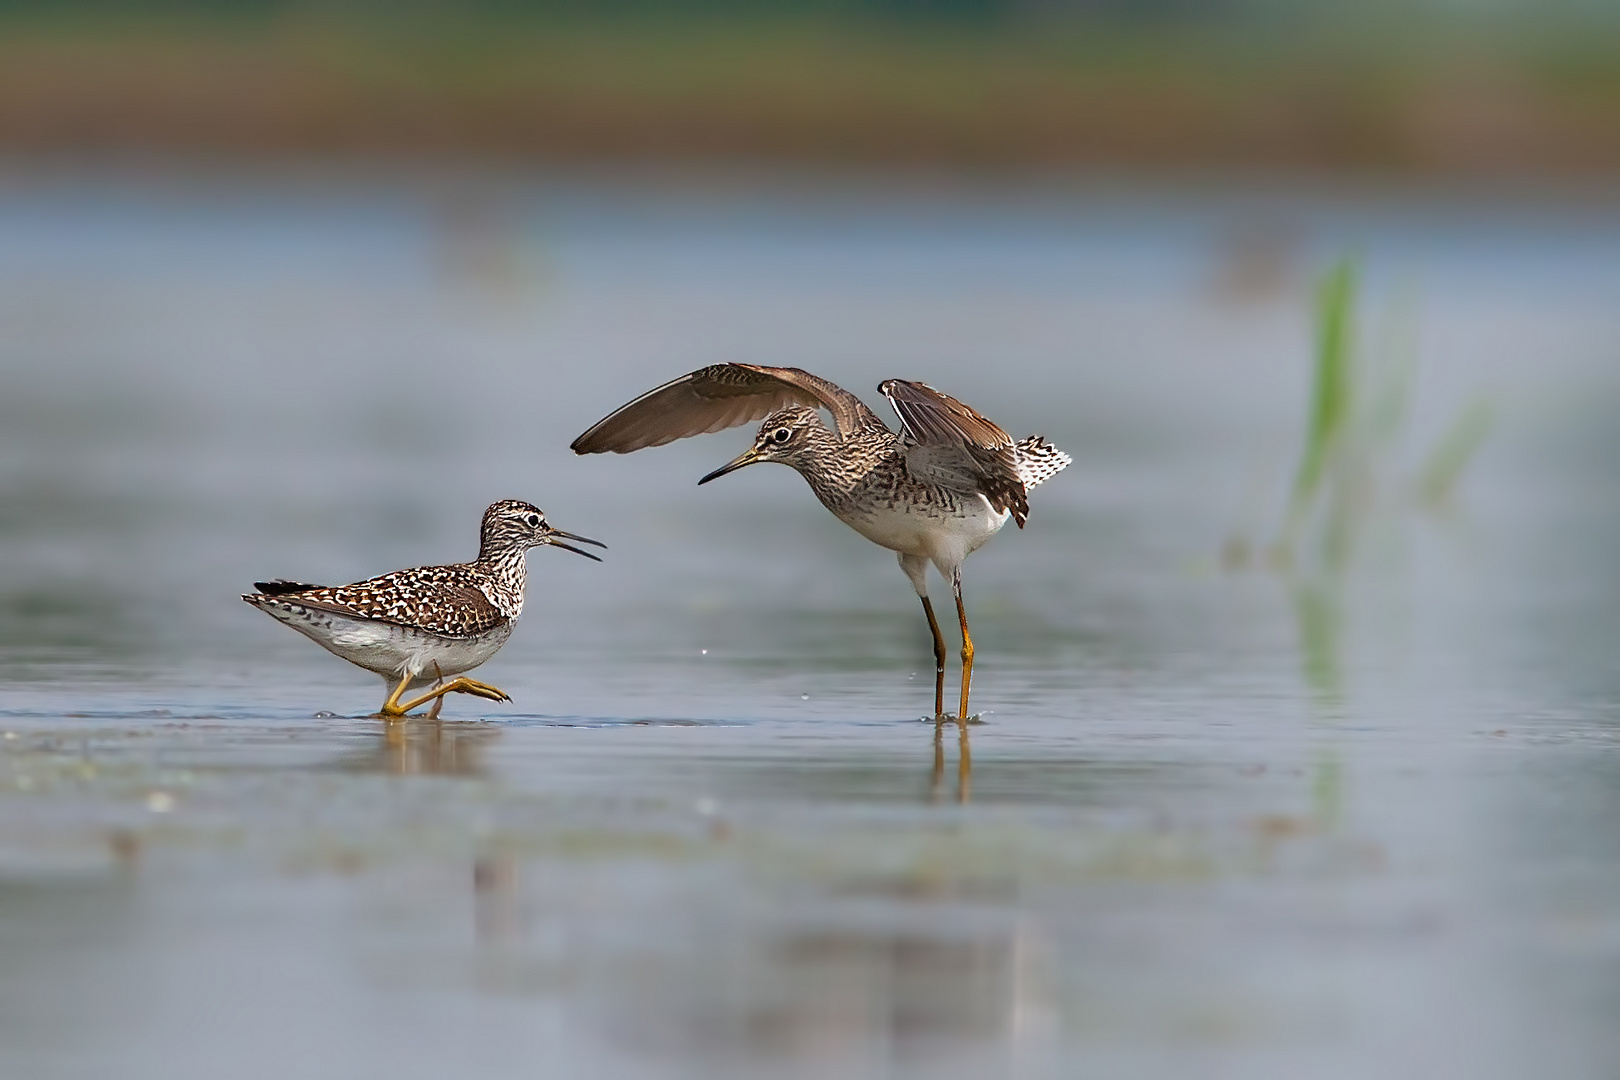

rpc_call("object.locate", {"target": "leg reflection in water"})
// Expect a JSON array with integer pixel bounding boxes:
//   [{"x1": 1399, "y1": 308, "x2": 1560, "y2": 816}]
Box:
[
  {"x1": 930, "y1": 718, "x2": 971, "y2": 805},
  {"x1": 352, "y1": 719, "x2": 497, "y2": 777}
]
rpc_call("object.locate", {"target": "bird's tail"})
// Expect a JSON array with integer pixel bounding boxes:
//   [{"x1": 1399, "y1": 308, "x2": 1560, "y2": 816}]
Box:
[
  {"x1": 251, "y1": 579, "x2": 327, "y2": 596},
  {"x1": 1015, "y1": 436, "x2": 1071, "y2": 489}
]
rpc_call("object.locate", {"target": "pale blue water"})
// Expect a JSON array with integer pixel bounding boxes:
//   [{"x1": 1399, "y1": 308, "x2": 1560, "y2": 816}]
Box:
[{"x1": 1, "y1": 168, "x2": 1619, "y2": 1079}]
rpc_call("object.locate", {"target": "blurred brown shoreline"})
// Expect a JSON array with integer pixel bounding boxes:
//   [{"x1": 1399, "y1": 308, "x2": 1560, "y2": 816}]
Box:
[{"x1": 0, "y1": 17, "x2": 1618, "y2": 176}]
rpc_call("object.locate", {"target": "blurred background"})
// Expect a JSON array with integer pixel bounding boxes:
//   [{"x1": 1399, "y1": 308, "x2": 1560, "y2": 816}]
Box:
[
  {"x1": 2, "y1": 3, "x2": 1620, "y2": 1079},
  {"x1": 0, "y1": 0, "x2": 1619, "y2": 174}
]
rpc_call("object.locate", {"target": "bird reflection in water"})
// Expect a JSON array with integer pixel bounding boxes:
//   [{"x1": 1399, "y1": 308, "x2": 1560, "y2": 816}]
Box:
[
  {"x1": 343, "y1": 719, "x2": 500, "y2": 777},
  {"x1": 931, "y1": 720, "x2": 972, "y2": 805}
]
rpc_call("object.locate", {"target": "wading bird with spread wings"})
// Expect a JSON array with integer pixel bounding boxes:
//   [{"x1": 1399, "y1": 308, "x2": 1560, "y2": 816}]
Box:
[{"x1": 570, "y1": 365, "x2": 1069, "y2": 724}]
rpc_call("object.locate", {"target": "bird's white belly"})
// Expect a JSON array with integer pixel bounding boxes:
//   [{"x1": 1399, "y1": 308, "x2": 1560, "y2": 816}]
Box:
[
  {"x1": 261, "y1": 601, "x2": 513, "y2": 681},
  {"x1": 841, "y1": 492, "x2": 1010, "y2": 565}
]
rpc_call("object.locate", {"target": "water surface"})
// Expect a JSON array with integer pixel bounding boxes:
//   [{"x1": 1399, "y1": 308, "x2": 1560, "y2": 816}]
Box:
[{"x1": 2, "y1": 171, "x2": 1619, "y2": 1079}]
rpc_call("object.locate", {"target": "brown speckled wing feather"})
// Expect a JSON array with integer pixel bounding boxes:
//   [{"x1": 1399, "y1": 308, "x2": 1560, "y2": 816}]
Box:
[
  {"x1": 571, "y1": 363, "x2": 883, "y2": 452},
  {"x1": 248, "y1": 569, "x2": 507, "y2": 638},
  {"x1": 879, "y1": 378, "x2": 1030, "y2": 527}
]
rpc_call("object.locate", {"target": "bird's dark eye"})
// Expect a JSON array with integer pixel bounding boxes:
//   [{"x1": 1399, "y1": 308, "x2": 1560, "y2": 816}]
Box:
[
  {"x1": 772, "y1": 427, "x2": 791, "y2": 444},
  {"x1": 525, "y1": 513, "x2": 542, "y2": 527}
]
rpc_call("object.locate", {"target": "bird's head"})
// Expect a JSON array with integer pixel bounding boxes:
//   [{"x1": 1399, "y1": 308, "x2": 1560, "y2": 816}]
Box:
[
  {"x1": 698, "y1": 406, "x2": 833, "y2": 484},
  {"x1": 479, "y1": 499, "x2": 606, "y2": 561}
]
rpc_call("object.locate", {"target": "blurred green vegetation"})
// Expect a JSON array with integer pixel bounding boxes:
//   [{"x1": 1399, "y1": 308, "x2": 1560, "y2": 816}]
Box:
[
  {"x1": 1276, "y1": 258, "x2": 1491, "y2": 559},
  {"x1": 0, "y1": 0, "x2": 1615, "y2": 169},
  {"x1": 1243, "y1": 258, "x2": 1490, "y2": 709},
  {"x1": 1285, "y1": 259, "x2": 1357, "y2": 547}
]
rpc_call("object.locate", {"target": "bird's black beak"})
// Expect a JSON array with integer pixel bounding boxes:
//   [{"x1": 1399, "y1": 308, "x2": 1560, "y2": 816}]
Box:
[
  {"x1": 544, "y1": 527, "x2": 606, "y2": 562},
  {"x1": 698, "y1": 446, "x2": 762, "y2": 486}
]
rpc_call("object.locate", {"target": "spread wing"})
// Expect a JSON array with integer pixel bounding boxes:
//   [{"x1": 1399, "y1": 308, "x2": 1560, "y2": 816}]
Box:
[
  {"x1": 570, "y1": 363, "x2": 883, "y2": 453},
  {"x1": 879, "y1": 378, "x2": 1031, "y2": 527}
]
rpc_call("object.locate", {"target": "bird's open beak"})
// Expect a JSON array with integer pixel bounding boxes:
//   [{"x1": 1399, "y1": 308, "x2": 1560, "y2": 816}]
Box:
[
  {"x1": 544, "y1": 527, "x2": 607, "y2": 562},
  {"x1": 698, "y1": 446, "x2": 762, "y2": 486}
]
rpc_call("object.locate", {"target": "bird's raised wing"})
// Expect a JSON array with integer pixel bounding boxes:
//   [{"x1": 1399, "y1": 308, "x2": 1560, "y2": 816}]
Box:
[
  {"x1": 570, "y1": 364, "x2": 882, "y2": 453},
  {"x1": 879, "y1": 378, "x2": 1031, "y2": 527}
]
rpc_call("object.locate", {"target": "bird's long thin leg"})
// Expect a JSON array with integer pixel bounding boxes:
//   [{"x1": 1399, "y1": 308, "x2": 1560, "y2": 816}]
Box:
[
  {"x1": 953, "y1": 569, "x2": 974, "y2": 728},
  {"x1": 426, "y1": 662, "x2": 446, "y2": 721},
  {"x1": 394, "y1": 677, "x2": 511, "y2": 716},
  {"x1": 898, "y1": 555, "x2": 941, "y2": 720},
  {"x1": 920, "y1": 596, "x2": 947, "y2": 719},
  {"x1": 379, "y1": 669, "x2": 510, "y2": 719},
  {"x1": 379, "y1": 671, "x2": 415, "y2": 719}
]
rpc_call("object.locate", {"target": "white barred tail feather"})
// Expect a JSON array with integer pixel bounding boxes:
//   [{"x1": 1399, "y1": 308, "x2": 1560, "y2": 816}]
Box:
[{"x1": 1015, "y1": 436, "x2": 1071, "y2": 491}]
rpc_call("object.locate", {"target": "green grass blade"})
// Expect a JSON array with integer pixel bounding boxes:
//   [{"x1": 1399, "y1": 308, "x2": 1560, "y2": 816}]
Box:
[{"x1": 1283, "y1": 259, "x2": 1357, "y2": 540}]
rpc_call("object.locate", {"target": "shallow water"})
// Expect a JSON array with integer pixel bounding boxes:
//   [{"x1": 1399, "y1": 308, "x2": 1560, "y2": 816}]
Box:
[{"x1": 2, "y1": 170, "x2": 1620, "y2": 1078}]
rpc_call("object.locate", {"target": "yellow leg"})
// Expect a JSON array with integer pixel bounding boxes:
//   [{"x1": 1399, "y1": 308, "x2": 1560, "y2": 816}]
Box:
[
  {"x1": 379, "y1": 670, "x2": 415, "y2": 719},
  {"x1": 397, "y1": 677, "x2": 510, "y2": 715},
  {"x1": 920, "y1": 596, "x2": 947, "y2": 719},
  {"x1": 953, "y1": 571, "x2": 974, "y2": 727},
  {"x1": 378, "y1": 673, "x2": 511, "y2": 718}
]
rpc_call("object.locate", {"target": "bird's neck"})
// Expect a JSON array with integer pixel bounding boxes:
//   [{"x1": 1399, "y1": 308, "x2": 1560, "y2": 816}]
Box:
[
  {"x1": 791, "y1": 431, "x2": 896, "y2": 511},
  {"x1": 474, "y1": 545, "x2": 529, "y2": 618}
]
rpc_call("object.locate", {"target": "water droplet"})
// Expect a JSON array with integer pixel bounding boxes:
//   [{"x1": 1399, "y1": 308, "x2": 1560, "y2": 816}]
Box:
[
  {"x1": 695, "y1": 797, "x2": 717, "y2": 816},
  {"x1": 801, "y1": 694, "x2": 810, "y2": 701},
  {"x1": 700, "y1": 649, "x2": 707, "y2": 655},
  {"x1": 146, "y1": 792, "x2": 174, "y2": 814},
  {"x1": 313, "y1": 711, "x2": 338, "y2": 719}
]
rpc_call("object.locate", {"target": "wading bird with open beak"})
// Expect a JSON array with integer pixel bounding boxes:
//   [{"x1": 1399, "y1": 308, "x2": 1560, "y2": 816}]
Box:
[
  {"x1": 243, "y1": 499, "x2": 604, "y2": 718},
  {"x1": 570, "y1": 365, "x2": 1068, "y2": 724}
]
